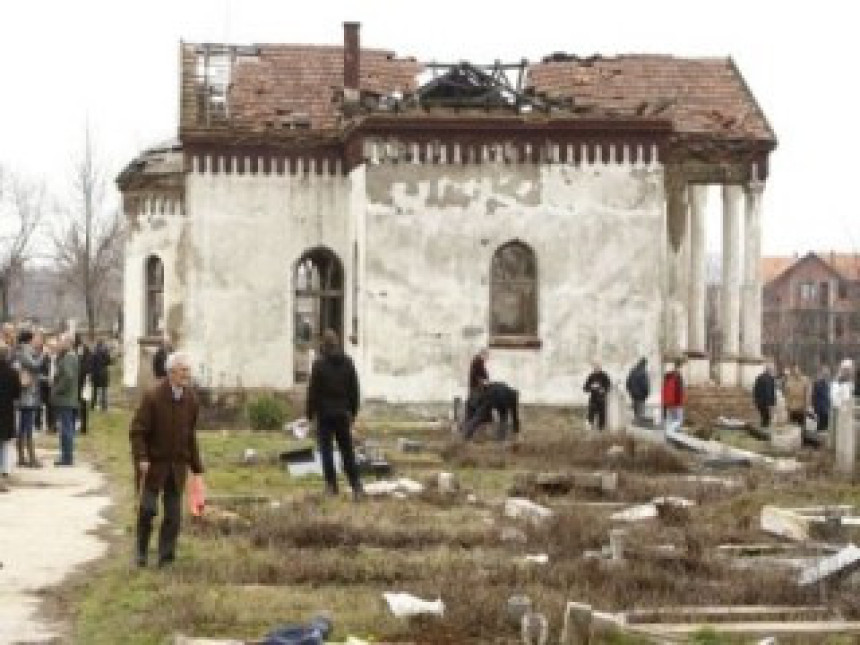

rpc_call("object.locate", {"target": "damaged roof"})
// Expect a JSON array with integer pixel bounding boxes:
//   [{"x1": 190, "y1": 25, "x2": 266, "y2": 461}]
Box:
[
  {"x1": 527, "y1": 55, "x2": 775, "y2": 143},
  {"x1": 179, "y1": 41, "x2": 775, "y2": 146}
]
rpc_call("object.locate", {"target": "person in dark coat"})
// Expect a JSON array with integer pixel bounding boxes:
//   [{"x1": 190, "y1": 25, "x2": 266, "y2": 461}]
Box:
[
  {"x1": 51, "y1": 334, "x2": 80, "y2": 466},
  {"x1": 465, "y1": 348, "x2": 490, "y2": 427},
  {"x1": 464, "y1": 382, "x2": 520, "y2": 440},
  {"x1": 130, "y1": 351, "x2": 204, "y2": 567},
  {"x1": 305, "y1": 329, "x2": 363, "y2": 500},
  {"x1": 753, "y1": 363, "x2": 777, "y2": 428},
  {"x1": 74, "y1": 334, "x2": 92, "y2": 434},
  {"x1": 625, "y1": 357, "x2": 650, "y2": 423},
  {"x1": 152, "y1": 337, "x2": 170, "y2": 381},
  {"x1": 0, "y1": 343, "x2": 23, "y2": 487},
  {"x1": 90, "y1": 340, "x2": 111, "y2": 411},
  {"x1": 812, "y1": 366, "x2": 832, "y2": 433},
  {"x1": 583, "y1": 362, "x2": 611, "y2": 431}
]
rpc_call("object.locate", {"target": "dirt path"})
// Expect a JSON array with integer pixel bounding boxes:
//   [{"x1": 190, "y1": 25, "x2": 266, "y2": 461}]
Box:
[{"x1": 0, "y1": 449, "x2": 110, "y2": 644}]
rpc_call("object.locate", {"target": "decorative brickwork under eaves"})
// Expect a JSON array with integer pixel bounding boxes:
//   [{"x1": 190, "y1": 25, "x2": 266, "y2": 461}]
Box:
[{"x1": 170, "y1": 43, "x2": 776, "y2": 180}]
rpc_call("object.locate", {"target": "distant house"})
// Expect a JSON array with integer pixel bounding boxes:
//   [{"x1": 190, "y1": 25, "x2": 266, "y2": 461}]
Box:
[{"x1": 762, "y1": 252, "x2": 860, "y2": 374}]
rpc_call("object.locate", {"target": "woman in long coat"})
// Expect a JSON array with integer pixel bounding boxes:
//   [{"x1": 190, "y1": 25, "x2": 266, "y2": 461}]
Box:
[{"x1": 0, "y1": 343, "x2": 23, "y2": 485}]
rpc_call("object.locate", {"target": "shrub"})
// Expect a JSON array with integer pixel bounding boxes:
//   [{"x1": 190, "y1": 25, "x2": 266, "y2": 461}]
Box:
[{"x1": 246, "y1": 395, "x2": 288, "y2": 431}]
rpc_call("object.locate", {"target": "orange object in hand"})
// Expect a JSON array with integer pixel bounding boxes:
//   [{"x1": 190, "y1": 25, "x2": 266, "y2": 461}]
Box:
[{"x1": 187, "y1": 474, "x2": 206, "y2": 517}]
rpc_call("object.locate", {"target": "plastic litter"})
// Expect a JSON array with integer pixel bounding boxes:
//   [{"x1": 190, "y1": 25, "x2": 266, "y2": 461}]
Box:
[
  {"x1": 383, "y1": 591, "x2": 445, "y2": 618},
  {"x1": 261, "y1": 615, "x2": 331, "y2": 645}
]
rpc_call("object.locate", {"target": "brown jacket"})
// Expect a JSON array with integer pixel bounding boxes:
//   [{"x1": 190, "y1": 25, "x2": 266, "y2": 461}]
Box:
[
  {"x1": 784, "y1": 374, "x2": 810, "y2": 413},
  {"x1": 130, "y1": 379, "x2": 204, "y2": 492}
]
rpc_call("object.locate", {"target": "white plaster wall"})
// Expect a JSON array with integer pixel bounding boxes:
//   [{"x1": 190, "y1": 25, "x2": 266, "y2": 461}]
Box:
[
  {"x1": 122, "y1": 202, "x2": 185, "y2": 388},
  {"x1": 361, "y1": 161, "x2": 666, "y2": 405},
  {"x1": 183, "y1": 165, "x2": 353, "y2": 389}
]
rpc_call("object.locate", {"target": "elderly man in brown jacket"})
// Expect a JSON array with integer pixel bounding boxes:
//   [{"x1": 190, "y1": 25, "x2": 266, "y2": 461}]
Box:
[{"x1": 130, "y1": 351, "x2": 204, "y2": 567}]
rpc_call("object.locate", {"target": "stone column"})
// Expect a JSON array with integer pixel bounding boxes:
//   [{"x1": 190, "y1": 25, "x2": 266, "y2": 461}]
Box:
[
  {"x1": 740, "y1": 180, "x2": 765, "y2": 388},
  {"x1": 686, "y1": 185, "x2": 710, "y2": 385},
  {"x1": 664, "y1": 173, "x2": 688, "y2": 361},
  {"x1": 717, "y1": 185, "x2": 743, "y2": 386}
]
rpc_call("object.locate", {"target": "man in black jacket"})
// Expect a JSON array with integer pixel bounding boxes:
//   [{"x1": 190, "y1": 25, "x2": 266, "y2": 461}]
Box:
[
  {"x1": 625, "y1": 357, "x2": 650, "y2": 423},
  {"x1": 583, "y1": 362, "x2": 611, "y2": 431},
  {"x1": 753, "y1": 363, "x2": 777, "y2": 428},
  {"x1": 306, "y1": 329, "x2": 363, "y2": 500}
]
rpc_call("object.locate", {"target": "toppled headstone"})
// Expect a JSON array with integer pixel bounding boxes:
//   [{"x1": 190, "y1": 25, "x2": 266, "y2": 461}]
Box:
[
  {"x1": 364, "y1": 478, "x2": 425, "y2": 497},
  {"x1": 383, "y1": 592, "x2": 444, "y2": 618},
  {"x1": 397, "y1": 438, "x2": 423, "y2": 453},
  {"x1": 437, "y1": 471, "x2": 458, "y2": 494},
  {"x1": 507, "y1": 594, "x2": 532, "y2": 626},
  {"x1": 500, "y1": 526, "x2": 528, "y2": 544},
  {"x1": 611, "y1": 497, "x2": 694, "y2": 523},
  {"x1": 560, "y1": 602, "x2": 593, "y2": 645},
  {"x1": 505, "y1": 497, "x2": 554, "y2": 524},
  {"x1": 799, "y1": 544, "x2": 860, "y2": 585}
]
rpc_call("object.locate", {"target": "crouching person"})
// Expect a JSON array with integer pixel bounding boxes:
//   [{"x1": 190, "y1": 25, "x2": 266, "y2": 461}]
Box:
[
  {"x1": 464, "y1": 382, "x2": 520, "y2": 441},
  {"x1": 130, "y1": 351, "x2": 204, "y2": 568}
]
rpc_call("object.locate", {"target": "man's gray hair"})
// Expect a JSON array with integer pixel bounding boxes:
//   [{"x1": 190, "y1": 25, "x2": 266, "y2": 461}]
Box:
[{"x1": 165, "y1": 351, "x2": 192, "y2": 371}]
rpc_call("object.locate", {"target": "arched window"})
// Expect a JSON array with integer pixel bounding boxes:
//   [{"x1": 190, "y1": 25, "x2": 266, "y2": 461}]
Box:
[
  {"x1": 145, "y1": 255, "x2": 164, "y2": 337},
  {"x1": 490, "y1": 241, "x2": 538, "y2": 344}
]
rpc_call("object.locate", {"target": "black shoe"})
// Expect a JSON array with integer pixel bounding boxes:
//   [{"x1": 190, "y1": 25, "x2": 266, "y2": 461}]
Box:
[
  {"x1": 54, "y1": 460, "x2": 73, "y2": 467},
  {"x1": 325, "y1": 484, "x2": 339, "y2": 496},
  {"x1": 352, "y1": 488, "x2": 366, "y2": 502},
  {"x1": 136, "y1": 554, "x2": 147, "y2": 568},
  {"x1": 157, "y1": 555, "x2": 175, "y2": 568}
]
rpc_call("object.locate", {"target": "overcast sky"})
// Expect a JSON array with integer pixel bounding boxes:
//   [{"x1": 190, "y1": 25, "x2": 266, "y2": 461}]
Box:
[{"x1": 1, "y1": 0, "x2": 856, "y2": 256}]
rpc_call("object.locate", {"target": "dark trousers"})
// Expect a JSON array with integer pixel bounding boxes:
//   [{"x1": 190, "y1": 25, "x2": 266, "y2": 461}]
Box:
[
  {"x1": 137, "y1": 470, "x2": 182, "y2": 563},
  {"x1": 816, "y1": 410, "x2": 829, "y2": 433},
  {"x1": 788, "y1": 410, "x2": 805, "y2": 426},
  {"x1": 757, "y1": 403, "x2": 771, "y2": 428},
  {"x1": 78, "y1": 397, "x2": 88, "y2": 434},
  {"x1": 317, "y1": 413, "x2": 361, "y2": 493},
  {"x1": 91, "y1": 386, "x2": 108, "y2": 411},
  {"x1": 587, "y1": 397, "x2": 607, "y2": 431}
]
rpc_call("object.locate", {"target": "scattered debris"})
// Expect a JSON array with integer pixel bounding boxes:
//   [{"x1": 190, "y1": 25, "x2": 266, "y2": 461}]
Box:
[
  {"x1": 716, "y1": 416, "x2": 750, "y2": 430},
  {"x1": 437, "y1": 471, "x2": 458, "y2": 494},
  {"x1": 383, "y1": 592, "x2": 444, "y2": 618},
  {"x1": 242, "y1": 448, "x2": 259, "y2": 465},
  {"x1": 500, "y1": 526, "x2": 528, "y2": 544},
  {"x1": 761, "y1": 505, "x2": 856, "y2": 542},
  {"x1": 285, "y1": 418, "x2": 310, "y2": 439},
  {"x1": 364, "y1": 478, "x2": 425, "y2": 497},
  {"x1": 560, "y1": 602, "x2": 593, "y2": 645},
  {"x1": 521, "y1": 553, "x2": 549, "y2": 565},
  {"x1": 397, "y1": 438, "x2": 423, "y2": 453},
  {"x1": 505, "y1": 497, "x2": 554, "y2": 524},
  {"x1": 611, "y1": 497, "x2": 694, "y2": 522},
  {"x1": 507, "y1": 594, "x2": 532, "y2": 627},
  {"x1": 799, "y1": 544, "x2": 860, "y2": 586},
  {"x1": 260, "y1": 614, "x2": 332, "y2": 645}
]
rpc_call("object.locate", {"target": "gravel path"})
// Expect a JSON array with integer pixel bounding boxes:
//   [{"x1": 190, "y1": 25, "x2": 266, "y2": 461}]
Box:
[{"x1": 0, "y1": 449, "x2": 110, "y2": 644}]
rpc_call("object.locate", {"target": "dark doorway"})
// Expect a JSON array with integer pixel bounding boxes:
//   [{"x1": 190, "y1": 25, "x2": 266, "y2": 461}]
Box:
[{"x1": 294, "y1": 247, "x2": 344, "y2": 382}]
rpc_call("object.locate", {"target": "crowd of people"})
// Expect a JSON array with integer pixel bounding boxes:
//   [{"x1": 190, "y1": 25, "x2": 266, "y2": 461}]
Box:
[
  {"x1": 0, "y1": 322, "x2": 113, "y2": 492},
  {"x1": 753, "y1": 359, "x2": 858, "y2": 438}
]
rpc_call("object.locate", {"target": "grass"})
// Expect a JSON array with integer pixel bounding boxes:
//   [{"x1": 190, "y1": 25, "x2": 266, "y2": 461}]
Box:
[{"x1": 44, "y1": 394, "x2": 860, "y2": 644}]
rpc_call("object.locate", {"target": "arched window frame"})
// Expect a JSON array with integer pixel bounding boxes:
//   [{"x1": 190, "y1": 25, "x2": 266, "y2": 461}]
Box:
[
  {"x1": 489, "y1": 240, "x2": 540, "y2": 349},
  {"x1": 145, "y1": 255, "x2": 164, "y2": 337}
]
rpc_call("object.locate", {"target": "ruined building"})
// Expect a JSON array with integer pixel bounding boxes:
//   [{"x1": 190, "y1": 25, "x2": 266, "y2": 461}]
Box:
[{"x1": 117, "y1": 23, "x2": 776, "y2": 403}]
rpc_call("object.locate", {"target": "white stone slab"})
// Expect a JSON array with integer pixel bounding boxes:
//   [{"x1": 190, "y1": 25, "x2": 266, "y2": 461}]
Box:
[{"x1": 799, "y1": 544, "x2": 860, "y2": 585}]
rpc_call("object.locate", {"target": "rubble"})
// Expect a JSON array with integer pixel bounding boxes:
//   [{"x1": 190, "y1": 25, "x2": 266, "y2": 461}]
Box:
[{"x1": 504, "y1": 497, "x2": 554, "y2": 524}]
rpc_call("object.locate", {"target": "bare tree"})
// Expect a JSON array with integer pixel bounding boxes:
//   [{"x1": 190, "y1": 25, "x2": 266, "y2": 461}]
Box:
[
  {"x1": 52, "y1": 128, "x2": 125, "y2": 338},
  {"x1": 0, "y1": 167, "x2": 46, "y2": 320}
]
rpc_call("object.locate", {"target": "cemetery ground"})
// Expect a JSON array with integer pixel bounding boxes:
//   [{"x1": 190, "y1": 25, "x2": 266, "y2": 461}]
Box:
[{"x1": 41, "y1": 399, "x2": 860, "y2": 644}]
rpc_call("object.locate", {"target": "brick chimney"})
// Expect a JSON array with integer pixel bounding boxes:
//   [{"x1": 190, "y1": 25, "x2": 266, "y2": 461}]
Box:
[{"x1": 343, "y1": 22, "x2": 360, "y2": 92}]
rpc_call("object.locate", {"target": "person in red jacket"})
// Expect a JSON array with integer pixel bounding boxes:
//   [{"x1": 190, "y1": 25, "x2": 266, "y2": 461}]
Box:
[{"x1": 661, "y1": 358, "x2": 685, "y2": 431}]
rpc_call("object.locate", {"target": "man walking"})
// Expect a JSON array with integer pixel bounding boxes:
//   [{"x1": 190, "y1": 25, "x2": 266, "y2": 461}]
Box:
[
  {"x1": 583, "y1": 362, "x2": 611, "y2": 431},
  {"x1": 51, "y1": 333, "x2": 80, "y2": 466},
  {"x1": 306, "y1": 329, "x2": 363, "y2": 500},
  {"x1": 130, "y1": 351, "x2": 204, "y2": 567},
  {"x1": 625, "y1": 357, "x2": 650, "y2": 423},
  {"x1": 753, "y1": 363, "x2": 777, "y2": 429}
]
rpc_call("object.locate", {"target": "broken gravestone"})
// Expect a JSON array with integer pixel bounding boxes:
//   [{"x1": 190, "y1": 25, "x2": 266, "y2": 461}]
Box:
[{"x1": 505, "y1": 497, "x2": 554, "y2": 524}]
